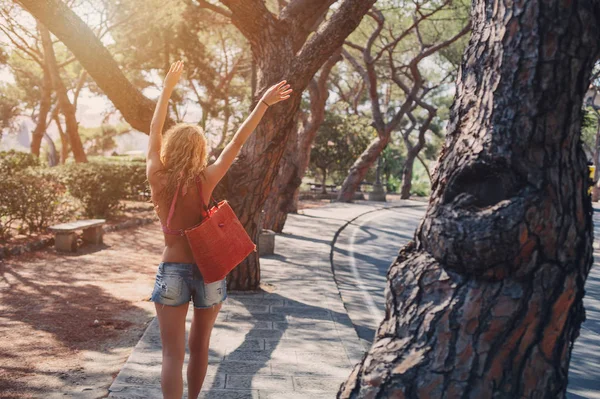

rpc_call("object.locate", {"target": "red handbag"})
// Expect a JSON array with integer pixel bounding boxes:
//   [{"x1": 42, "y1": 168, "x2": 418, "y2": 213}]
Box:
[{"x1": 163, "y1": 177, "x2": 257, "y2": 283}]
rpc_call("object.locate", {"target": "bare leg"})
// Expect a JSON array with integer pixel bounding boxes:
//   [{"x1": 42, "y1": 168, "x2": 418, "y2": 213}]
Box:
[
  {"x1": 155, "y1": 302, "x2": 189, "y2": 399},
  {"x1": 186, "y1": 304, "x2": 222, "y2": 399}
]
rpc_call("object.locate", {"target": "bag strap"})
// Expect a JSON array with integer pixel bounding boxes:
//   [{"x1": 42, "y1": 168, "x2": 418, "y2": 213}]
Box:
[
  {"x1": 195, "y1": 176, "x2": 217, "y2": 215},
  {"x1": 165, "y1": 177, "x2": 217, "y2": 231},
  {"x1": 195, "y1": 177, "x2": 209, "y2": 217}
]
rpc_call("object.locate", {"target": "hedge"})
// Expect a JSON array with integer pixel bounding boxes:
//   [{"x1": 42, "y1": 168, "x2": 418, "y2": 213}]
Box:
[
  {"x1": 0, "y1": 152, "x2": 150, "y2": 239},
  {"x1": 0, "y1": 168, "x2": 65, "y2": 238}
]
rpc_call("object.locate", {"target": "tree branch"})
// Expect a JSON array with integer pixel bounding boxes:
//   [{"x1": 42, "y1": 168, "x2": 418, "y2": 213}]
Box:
[
  {"x1": 17, "y1": 0, "x2": 171, "y2": 134},
  {"x1": 196, "y1": 0, "x2": 232, "y2": 18},
  {"x1": 218, "y1": 0, "x2": 276, "y2": 44},
  {"x1": 291, "y1": 0, "x2": 376, "y2": 90},
  {"x1": 279, "y1": 0, "x2": 337, "y2": 51}
]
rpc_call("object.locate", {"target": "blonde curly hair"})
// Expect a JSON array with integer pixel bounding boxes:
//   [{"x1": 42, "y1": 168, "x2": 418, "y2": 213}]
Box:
[{"x1": 156, "y1": 123, "x2": 208, "y2": 205}]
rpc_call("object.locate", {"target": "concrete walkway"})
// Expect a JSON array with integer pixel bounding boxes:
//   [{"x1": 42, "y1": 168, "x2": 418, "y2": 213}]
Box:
[{"x1": 108, "y1": 201, "x2": 399, "y2": 399}]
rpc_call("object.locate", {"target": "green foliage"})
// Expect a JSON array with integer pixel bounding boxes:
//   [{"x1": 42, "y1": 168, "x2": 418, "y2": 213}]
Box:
[
  {"x1": 386, "y1": 174, "x2": 402, "y2": 193},
  {"x1": 411, "y1": 180, "x2": 431, "y2": 197},
  {"x1": 16, "y1": 169, "x2": 66, "y2": 233},
  {"x1": 382, "y1": 144, "x2": 405, "y2": 192},
  {"x1": 0, "y1": 150, "x2": 149, "y2": 239},
  {"x1": 120, "y1": 160, "x2": 150, "y2": 201},
  {"x1": 56, "y1": 162, "x2": 130, "y2": 218},
  {"x1": 55, "y1": 157, "x2": 149, "y2": 218},
  {"x1": 309, "y1": 112, "x2": 373, "y2": 185},
  {"x1": 409, "y1": 161, "x2": 432, "y2": 197},
  {"x1": 0, "y1": 176, "x2": 20, "y2": 238},
  {"x1": 0, "y1": 168, "x2": 65, "y2": 237},
  {"x1": 0, "y1": 84, "x2": 21, "y2": 133},
  {"x1": 0, "y1": 150, "x2": 40, "y2": 174}
]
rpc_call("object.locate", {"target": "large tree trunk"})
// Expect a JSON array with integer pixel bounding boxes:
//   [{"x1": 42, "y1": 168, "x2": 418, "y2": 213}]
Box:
[
  {"x1": 339, "y1": 0, "x2": 599, "y2": 397},
  {"x1": 338, "y1": 136, "x2": 388, "y2": 202},
  {"x1": 399, "y1": 153, "x2": 415, "y2": 200},
  {"x1": 30, "y1": 63, "x2": 52, "y2": 156},
  {"x1": 262, "y1": 119, "x2": 300, "y2": 233},
  {"x1": 40, "y1": 25, "x2": 87, "y2": 163}
]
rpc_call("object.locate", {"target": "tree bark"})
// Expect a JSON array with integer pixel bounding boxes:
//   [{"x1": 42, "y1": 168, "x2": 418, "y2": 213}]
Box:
[
  {"x1": 262, "y1": 118, "x2": 300, "y2": 233},
  {"x1": 30, "y1": 63, "x2": 51, "y2": 157},
  {"x1": 399, "y1": 155, "x2": 415, "y2": 200},
  {"x1": 339, "y1": 0, "x2": 599, "y2": 397},
  {"x1": 40, "y1": 25, "x2": 87, "y2": 163}
]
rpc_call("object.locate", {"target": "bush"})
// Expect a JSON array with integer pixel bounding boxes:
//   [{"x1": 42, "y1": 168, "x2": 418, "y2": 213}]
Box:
[
  {"x1": 17, "y1": 169, "x2": 66, "y2": 233},
  {"x1": 56, "y1": 162, "x2": 130, "y2": 218},
  {"x1": 121, "y1": 161, "x2": 150, "y2": 200},
  {"x1": 0, "y1": 168, "x2": 65, "y2": 238},
  {"x1": 0, "y1": 177, "x2": 21, "y2": 238},
  {"x1": 86, "y1": 156, "x2": 150, "y2": 200},
  {"x1": 410, "y1": 180, "x2": 431, "y2": 197},
  {"x1": 386, "y1": 175, "x2": 401, "y2": 193},
  {"x1": 0, "y1": 150, "x2": 40, "y2": 175}
]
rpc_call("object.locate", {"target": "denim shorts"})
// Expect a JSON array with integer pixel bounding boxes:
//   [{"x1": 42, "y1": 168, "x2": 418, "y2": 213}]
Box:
[{"x1": 149, "y1": 262, "x2": 227, "y2": 308}]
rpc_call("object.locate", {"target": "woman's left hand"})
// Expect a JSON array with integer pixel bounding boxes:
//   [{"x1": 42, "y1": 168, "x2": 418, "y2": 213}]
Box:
[{"x1": 261, "y1": 80, "x2": 293, "y2": 106}]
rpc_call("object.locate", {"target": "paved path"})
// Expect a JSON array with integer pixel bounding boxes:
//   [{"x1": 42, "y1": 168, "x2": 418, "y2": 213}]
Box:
[
  {"x1": 108, "y1": 201, "x2": 400, "y2": 399},
  {"x1": 332, "y1": 203, "x2": 600, "y2": 399}
]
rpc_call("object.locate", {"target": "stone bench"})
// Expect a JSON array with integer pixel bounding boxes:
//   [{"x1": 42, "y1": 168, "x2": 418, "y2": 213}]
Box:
[{"x1": 49, "y1": 219, "x2": 106, "y2": 252}]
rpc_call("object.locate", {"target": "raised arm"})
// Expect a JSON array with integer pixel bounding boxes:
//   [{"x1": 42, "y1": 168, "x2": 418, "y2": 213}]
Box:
[
  {"x1": 146, "y1": 60, "x2": 184, "y2": 181},
  {"x1": 205, "y1": 80, "x2": 292, "y2": 187}
]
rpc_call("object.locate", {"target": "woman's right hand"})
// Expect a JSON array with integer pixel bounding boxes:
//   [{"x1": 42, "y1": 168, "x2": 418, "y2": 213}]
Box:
[
  {"x1": 261, "y1": 80, "x2": 293, "y2": 106},
  {"x1": 164, "y1": 60, "x2": 184, "y2": 90}
]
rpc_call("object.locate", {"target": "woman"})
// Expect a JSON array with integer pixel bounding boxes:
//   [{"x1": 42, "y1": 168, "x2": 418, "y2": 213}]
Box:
[{"x1": 146, "y1": 60, "x2": 292, "y2": 399}]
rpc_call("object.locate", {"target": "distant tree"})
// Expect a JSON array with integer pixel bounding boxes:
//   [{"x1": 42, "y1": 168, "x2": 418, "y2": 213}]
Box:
[
  {"x1": 337, "y1": 0, "x2": 470, "y2": 202},
  {"x1": 0, "y1": 85, "x2": 20, "y2": 135},
  {"x1": 309, "y1": 111, "x2": 372, "y2": 193},
  {"x1": 0, "y1": 2, "x2": 91, "y2": 162}
]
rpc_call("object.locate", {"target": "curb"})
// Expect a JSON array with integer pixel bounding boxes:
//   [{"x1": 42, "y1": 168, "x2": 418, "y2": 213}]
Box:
[{"x1": 328, "y1": 203, "x2": 409, "y2": 342}]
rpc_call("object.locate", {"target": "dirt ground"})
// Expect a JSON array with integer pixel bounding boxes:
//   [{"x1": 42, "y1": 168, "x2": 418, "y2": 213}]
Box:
[
  {"x1": 0, "y1": 199, "x2": 332, "y2": 399},
  {"x1": 0, "y1": 221, "x2": 162, "y2": 399}
]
